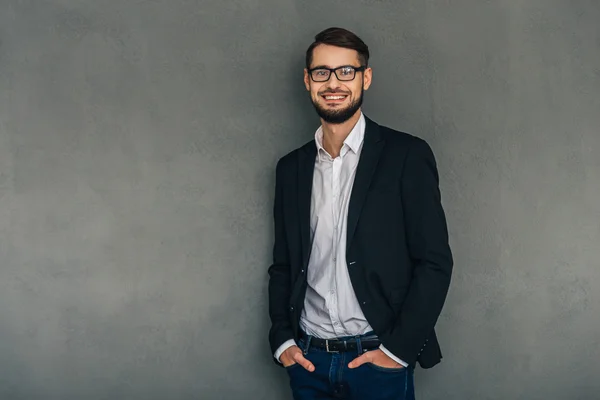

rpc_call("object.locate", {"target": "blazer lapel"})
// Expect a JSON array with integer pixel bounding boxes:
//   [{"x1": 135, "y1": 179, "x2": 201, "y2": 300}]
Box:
[
  {"x1": 298, "y1": 142, "x2": 316, "y2": 269},
  {"x1": 346, "y1": 117, "x2": 384, "y2": 248}
]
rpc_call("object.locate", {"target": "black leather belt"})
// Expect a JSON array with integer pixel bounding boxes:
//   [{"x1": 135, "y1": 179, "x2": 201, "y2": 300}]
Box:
[{"x1": 300, "y1": 332, "x2": 381, "y2": 353}]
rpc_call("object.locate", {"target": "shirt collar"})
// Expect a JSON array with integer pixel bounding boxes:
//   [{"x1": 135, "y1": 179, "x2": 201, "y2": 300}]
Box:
[{"x1": 314, "y1": 112, "x2": 365, "y2": 161}]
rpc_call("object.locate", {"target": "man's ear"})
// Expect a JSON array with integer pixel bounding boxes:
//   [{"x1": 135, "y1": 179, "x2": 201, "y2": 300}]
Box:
[
  {"x1": 363, "y1": 67, "x2": 372, "y2": 90},
  {"x1": 304, "y1": 69, "x2": 311, "y2": 91}
]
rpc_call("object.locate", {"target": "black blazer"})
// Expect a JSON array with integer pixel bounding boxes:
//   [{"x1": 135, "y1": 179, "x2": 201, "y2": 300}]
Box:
[{"x1": 268, "y1": 116, "x2": 453, "y2": 368}]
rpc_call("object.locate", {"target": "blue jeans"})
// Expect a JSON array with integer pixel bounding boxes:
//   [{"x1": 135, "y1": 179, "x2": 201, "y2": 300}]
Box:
[{"x1": 285, "y1": 334, "x2": 415, "y2": 400}]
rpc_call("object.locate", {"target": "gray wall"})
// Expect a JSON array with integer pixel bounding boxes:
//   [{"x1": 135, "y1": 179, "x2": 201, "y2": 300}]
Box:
[{"x1": 1, "y1": 1, "x2": 599, "y2": 399}]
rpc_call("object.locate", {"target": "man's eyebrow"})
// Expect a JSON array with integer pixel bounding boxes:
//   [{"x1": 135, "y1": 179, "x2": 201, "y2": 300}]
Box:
[{"x1": 309, "y1": 64, "x2": 354, "y2": 70}]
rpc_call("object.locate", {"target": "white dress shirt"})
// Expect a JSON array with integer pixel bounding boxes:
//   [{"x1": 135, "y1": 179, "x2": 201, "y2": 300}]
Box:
[{"x1": 274, "y1": 113, "x2": 407, "y2": 367}]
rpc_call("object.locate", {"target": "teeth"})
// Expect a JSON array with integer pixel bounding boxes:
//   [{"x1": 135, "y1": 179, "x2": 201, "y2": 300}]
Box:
[{"x1": 325, "y1": 96, "x2": 346, "y2": 100}]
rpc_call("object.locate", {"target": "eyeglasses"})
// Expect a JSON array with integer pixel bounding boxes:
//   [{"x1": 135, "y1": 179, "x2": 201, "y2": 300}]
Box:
[{"x1": 307, "y1": 65, "x2": 366, "y2": 82}]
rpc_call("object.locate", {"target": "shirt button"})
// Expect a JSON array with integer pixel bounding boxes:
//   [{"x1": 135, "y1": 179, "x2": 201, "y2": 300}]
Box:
[{"x1": 333, "y1": 257, "x2": 337, "y2": 262}]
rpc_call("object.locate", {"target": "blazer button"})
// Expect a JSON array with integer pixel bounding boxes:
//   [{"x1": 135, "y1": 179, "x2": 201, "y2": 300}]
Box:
[
  {"x1": 300, "y1": 269, "x2": 304, "y2": 274},
  {"x1": 290, "y1": 306, "x2": 294, "y2": 311}
]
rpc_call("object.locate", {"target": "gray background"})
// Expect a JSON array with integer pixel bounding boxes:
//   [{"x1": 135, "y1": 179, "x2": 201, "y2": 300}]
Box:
[{"x1": 0, "y1": 0, "x2": 599, "y2": 399}]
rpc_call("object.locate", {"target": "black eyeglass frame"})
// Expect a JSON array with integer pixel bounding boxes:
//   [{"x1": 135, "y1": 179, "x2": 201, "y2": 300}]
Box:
[{"x1": 307, "y1": 65, "x2": 367, "y2": 82}]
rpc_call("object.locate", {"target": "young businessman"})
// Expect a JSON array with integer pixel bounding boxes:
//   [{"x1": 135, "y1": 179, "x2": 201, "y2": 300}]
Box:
[{"x1": 268, "y1": 27, "x2": 453, "y2": 400}]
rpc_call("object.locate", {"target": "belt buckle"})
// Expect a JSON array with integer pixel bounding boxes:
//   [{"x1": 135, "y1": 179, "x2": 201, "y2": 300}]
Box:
[{"x1": 325, "y1": 340, "x2": 339, "y2": 353}]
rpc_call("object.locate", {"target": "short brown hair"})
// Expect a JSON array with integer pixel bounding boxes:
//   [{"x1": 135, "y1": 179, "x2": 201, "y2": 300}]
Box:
[{"x1": 305, "y1": 27, "x2": 370, "y2": 69}]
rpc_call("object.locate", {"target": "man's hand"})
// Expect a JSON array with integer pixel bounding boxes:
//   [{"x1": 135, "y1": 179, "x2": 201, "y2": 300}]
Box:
[
  {"x1": 279, "y1": 345, "x2": 315, "y2": 372},
  {"x1": 348, "y1": 349, "x2": 404, "y2": 369}
]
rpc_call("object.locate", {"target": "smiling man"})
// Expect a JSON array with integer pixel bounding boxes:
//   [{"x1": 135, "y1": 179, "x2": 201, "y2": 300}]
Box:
[{"x1": 268, "y1": 27, "x2": 453, "y2": 400}]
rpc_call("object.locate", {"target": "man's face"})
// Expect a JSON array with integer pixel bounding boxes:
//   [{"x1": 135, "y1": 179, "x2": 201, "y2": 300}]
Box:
[{"x1": 304, "y1": 44, "x2": 372, "y2": 124}]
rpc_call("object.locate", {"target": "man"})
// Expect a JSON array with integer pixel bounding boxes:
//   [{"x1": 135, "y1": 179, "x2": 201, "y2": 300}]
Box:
[{"x1": 268, "y1": 27, "x2": 453, "y2": 400}]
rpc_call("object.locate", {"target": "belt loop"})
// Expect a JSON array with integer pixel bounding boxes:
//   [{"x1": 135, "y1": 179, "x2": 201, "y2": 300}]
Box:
[
  {"x1": 303, "y1": 335, "x2": 312, "y2": 356},
  {"x1": 355, "y1": 335, "x2": 363, "y2": 355}
]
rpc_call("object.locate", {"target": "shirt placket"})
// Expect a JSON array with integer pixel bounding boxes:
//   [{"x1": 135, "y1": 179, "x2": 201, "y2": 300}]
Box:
[{"x1": 329, "y1": 152, "x2": 343, "y2": 335}]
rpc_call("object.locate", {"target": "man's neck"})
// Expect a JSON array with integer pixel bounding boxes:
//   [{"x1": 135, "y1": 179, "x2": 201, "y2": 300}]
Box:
[{"x1": 320, "y1": 110, "x2": 362, "y2": 158}]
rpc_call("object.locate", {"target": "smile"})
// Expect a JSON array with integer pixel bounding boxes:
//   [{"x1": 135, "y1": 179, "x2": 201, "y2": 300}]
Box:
[{"x1": 322, "y1": 95, "x2": 348, "y2": 101}]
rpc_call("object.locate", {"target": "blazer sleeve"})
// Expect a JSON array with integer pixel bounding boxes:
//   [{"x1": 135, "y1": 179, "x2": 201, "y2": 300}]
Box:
[
  {"x1": 380, "y1": 137, "x2": 453, "y2": 365},
  {"x1": 267, "y1": 157, "x2": 295, "y2": 358}
]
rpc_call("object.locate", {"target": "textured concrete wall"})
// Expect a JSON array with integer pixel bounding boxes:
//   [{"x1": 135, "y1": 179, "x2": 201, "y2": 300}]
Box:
[{"x1": 1, "y1": 1, "x2": 599, "y2": 399}]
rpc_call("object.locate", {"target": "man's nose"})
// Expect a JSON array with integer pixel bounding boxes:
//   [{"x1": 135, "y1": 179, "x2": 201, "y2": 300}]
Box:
[{"x1": 326, "y1": 73, "x2": 342, "y2": 90}]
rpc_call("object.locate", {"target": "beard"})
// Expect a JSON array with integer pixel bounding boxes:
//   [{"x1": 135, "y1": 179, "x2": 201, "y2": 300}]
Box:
[{"x1": 311, "y1": 87, "x2": 364, "y2": 124}]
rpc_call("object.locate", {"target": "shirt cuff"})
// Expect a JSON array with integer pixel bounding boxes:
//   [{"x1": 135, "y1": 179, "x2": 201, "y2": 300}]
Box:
[
  {"x1": 379, "y1": 344, "x2": 409, "y2": 367},
  {"x1": 274, "y1": 339, "x2": 297, "y2": 363}
]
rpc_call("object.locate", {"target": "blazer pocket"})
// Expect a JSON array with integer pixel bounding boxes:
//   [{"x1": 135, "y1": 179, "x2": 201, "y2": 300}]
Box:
[
  {"x1": 368, "y1": 184, "x2": 399, "y2": 196},
  {"x1": 368, "y1": 178, "x2": 400, "y2": 196}
]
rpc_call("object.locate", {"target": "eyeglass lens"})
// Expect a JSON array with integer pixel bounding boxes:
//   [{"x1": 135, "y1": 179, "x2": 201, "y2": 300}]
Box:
[{"x1": 311, "y1": 66, "x2": 357, "y2": 82}]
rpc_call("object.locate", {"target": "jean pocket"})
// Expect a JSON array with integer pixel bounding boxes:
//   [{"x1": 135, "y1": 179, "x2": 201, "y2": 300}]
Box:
[
  {"x1": 284, "y1": 362, "x2": 303, "y2": 374},
  {"x1": 365, "y1": 362, "x2": 406, "y2": 373}
]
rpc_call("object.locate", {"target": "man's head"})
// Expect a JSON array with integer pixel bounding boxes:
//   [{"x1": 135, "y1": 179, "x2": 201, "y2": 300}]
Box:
[{"x1": 304, "y1": 27, "x2": 372, "y2": 124}]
